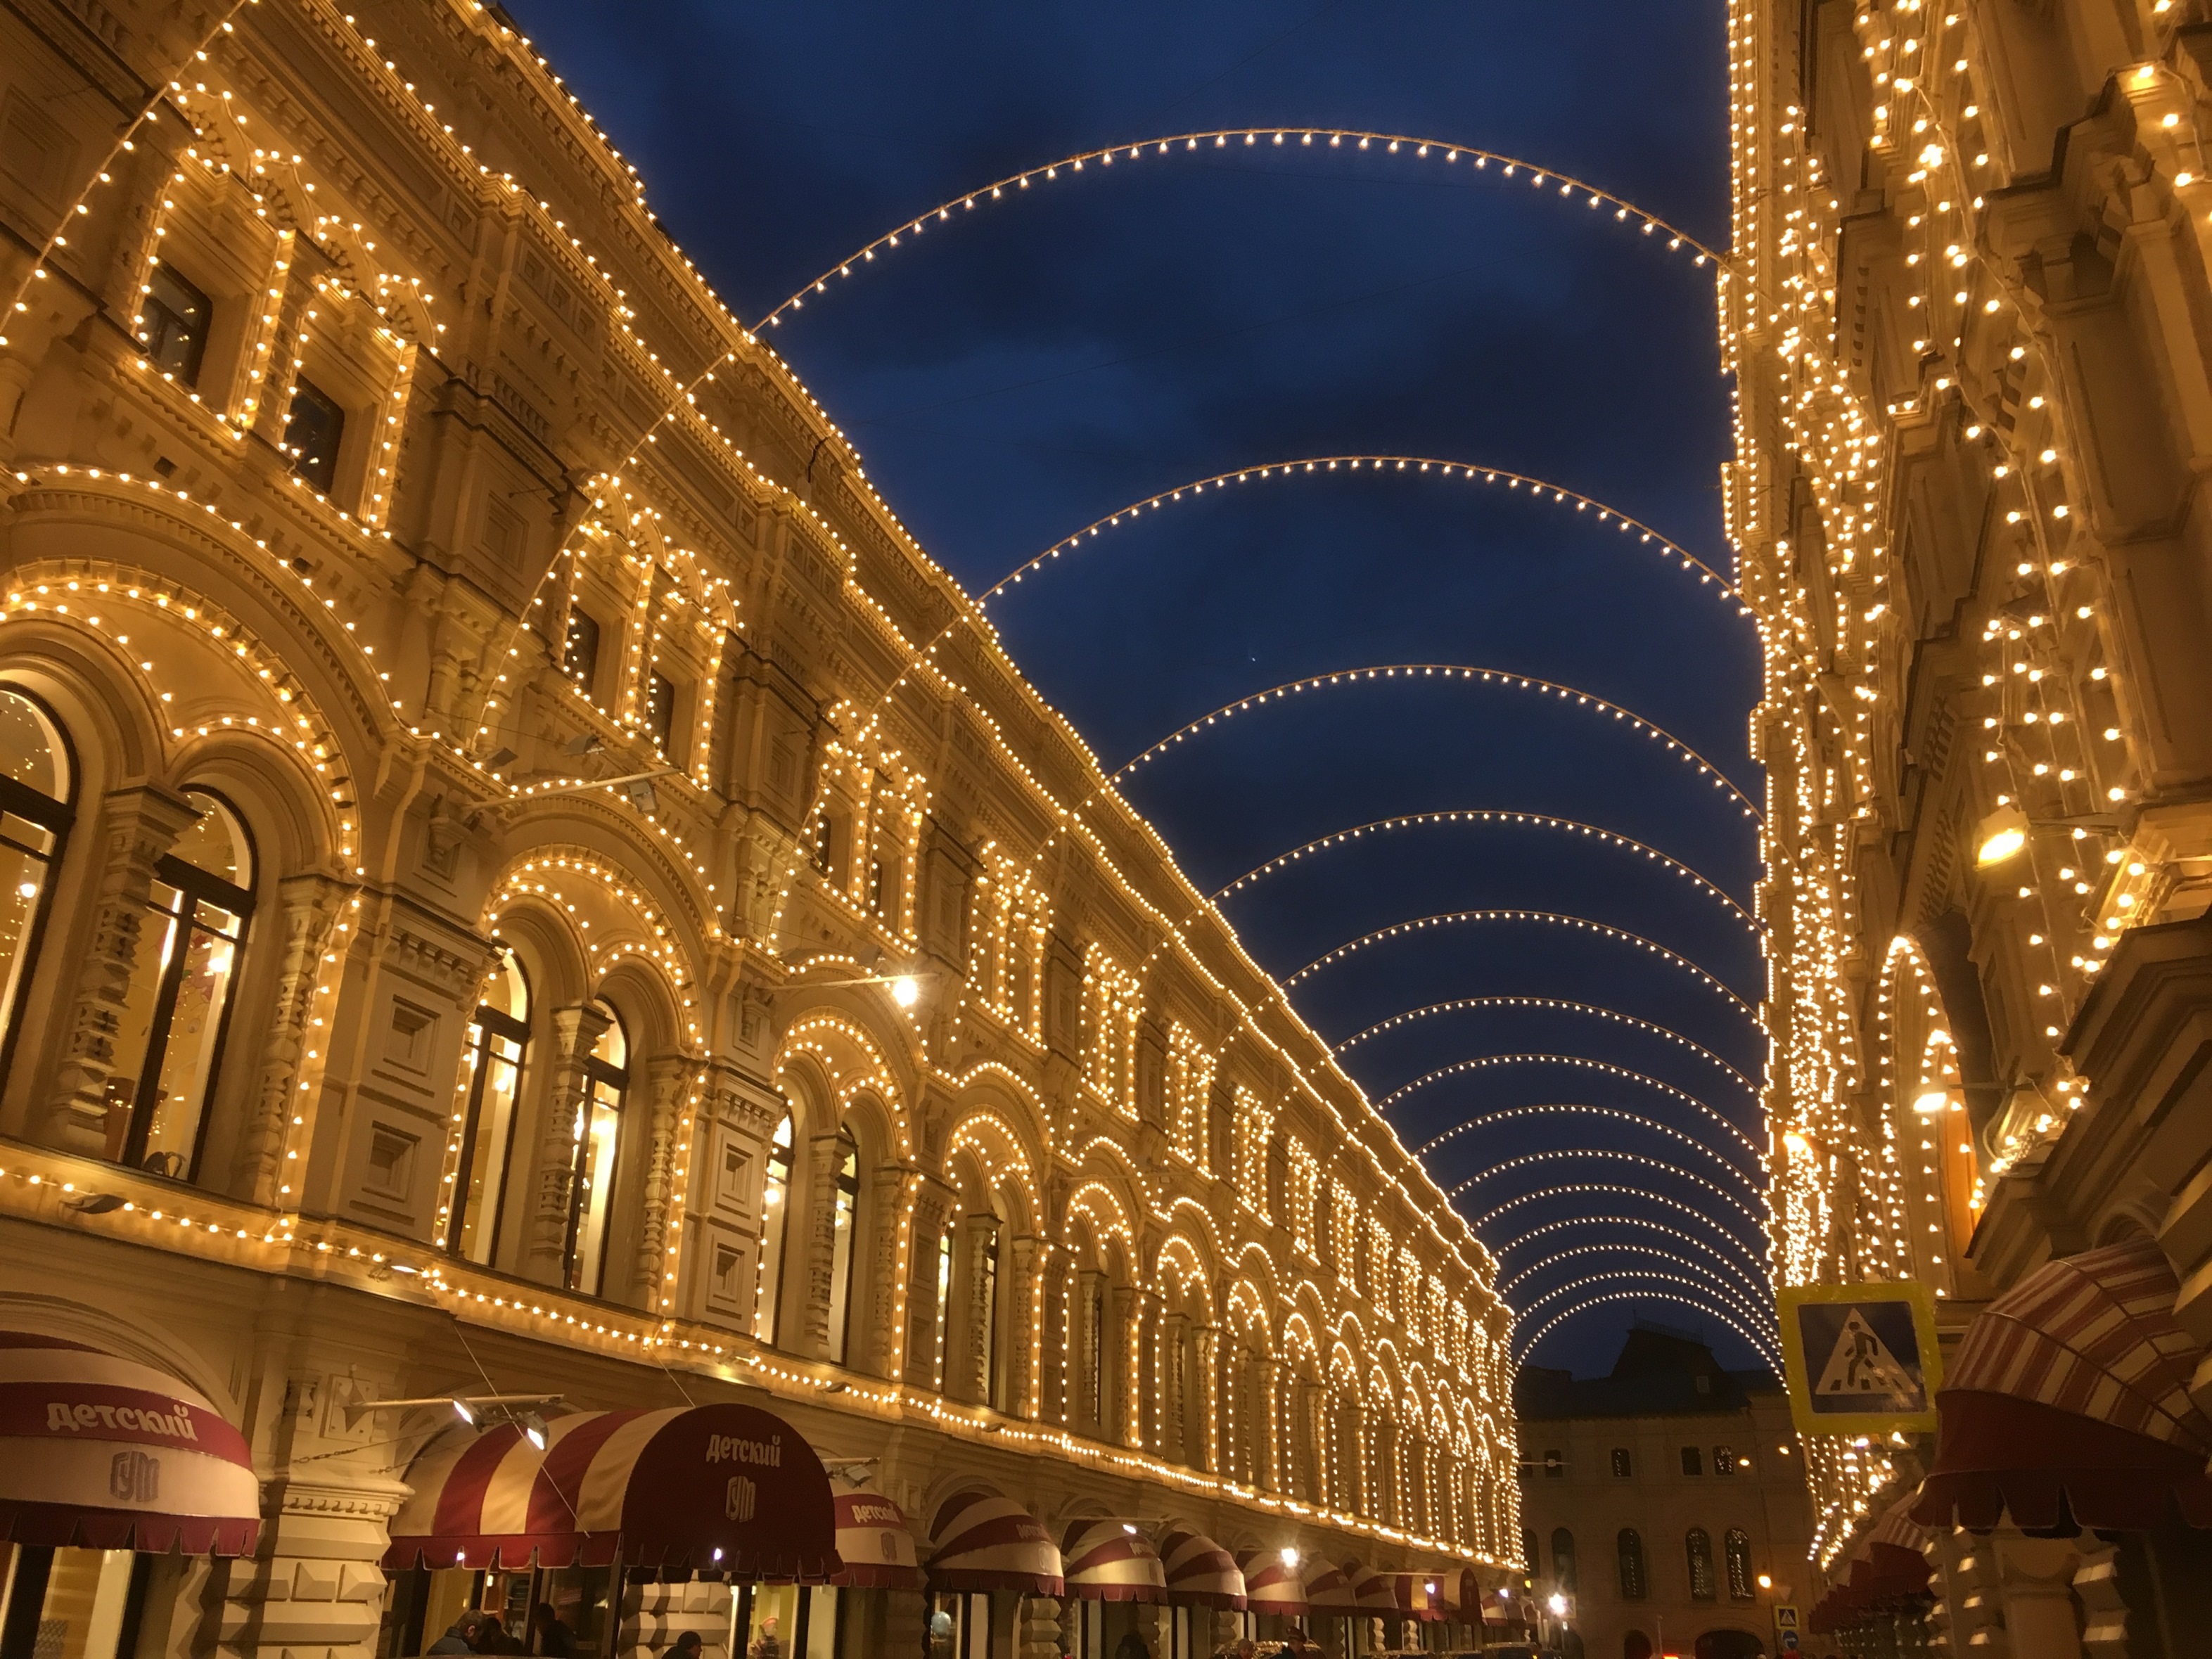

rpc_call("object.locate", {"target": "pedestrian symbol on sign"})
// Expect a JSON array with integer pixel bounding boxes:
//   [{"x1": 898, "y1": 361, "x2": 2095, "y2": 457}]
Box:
[{"x1": 1776, "y1": 1281, "x2": 1943, "y2": 1437}]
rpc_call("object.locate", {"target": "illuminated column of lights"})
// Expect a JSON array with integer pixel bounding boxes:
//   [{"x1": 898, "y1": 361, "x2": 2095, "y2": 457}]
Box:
[
  {"x1": 1411, "y1": 1096, "x2": 1762, "y2": 1183},
  {"x1": 1398, "y1": 1061, "x2": 1758, "y2": 1160},
  {"x1": 1111, "y1": 664, "x2": 1760, "y2": 819},
  {"x1": 1284, "y1": 908, "x2": 1753, "y2": 1016},
  {"x1": 987, "y1": 455, "x2": 1753, "y2": 616},
  {"x1": 756, "y1": 127, "x2": 1726, "y2": 331},
  {"x1": 1213, "y1": 808, "x2": 1756, "y2": 930},
  {"x1": 1495, "y1": 1215, "x2": 1775, "y2": 1308},
  {"x1": 1336, "y1": 995, "x2": 1757, "y2": 1091}
]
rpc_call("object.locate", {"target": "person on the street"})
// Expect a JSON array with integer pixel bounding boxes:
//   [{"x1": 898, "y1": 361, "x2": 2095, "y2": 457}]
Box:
[
  {"x1": 748, "y1": 1613, "x2": 782, "y2": 1659},
  {"x1": 528, "y1": 1603, "x2": 573, "y2": 1658},
  {"x1": 671, "y1": 1634, "x2": 704, "y2": 1659},
  {"x1": 471, "y1": 1614, "x2": 523, "y2": 1654},
  {"x1": 428, "y1": 1613, "x2": 484, "y2": 1655}
]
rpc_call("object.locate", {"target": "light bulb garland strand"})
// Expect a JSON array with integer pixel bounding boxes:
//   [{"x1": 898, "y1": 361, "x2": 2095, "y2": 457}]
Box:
[
  {"x1": 1510, "y1": 1269, "x2": 1782, "y2": 1362},
  {"x1": 757, "y1": 126, "x2": 1727, "y2": 331},
  {"x1": 1516, "y1": 1289, "x2": 1780, "y2": 1366},
  {"x1": 1501, "y1": 1245, "x2": 1779, "y2": 1336},
  {"x1": 1494, "y1": 1213, "x2": 1773, "y2": 1306},
  {"x1": 1405, "y1": 1073, "x2": 1761, "y2": 1166},
  {"x1": 1336, "y1": 995, "x2": 1756, "y2": 1094},
  {"x1": 1449, "y1": 1148, "x2": 1768, "y2": 1232}
]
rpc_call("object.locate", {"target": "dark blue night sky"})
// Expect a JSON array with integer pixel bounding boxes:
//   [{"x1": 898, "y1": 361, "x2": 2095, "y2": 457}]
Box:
[{"x1": 501, "y1": 0, "x2": 1765, "y2": 1379}]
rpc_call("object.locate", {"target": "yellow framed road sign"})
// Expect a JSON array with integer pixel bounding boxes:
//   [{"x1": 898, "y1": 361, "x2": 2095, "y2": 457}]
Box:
[{"x1": 1775, "y1": 1280, "x2": 1943, "y2": 1437}]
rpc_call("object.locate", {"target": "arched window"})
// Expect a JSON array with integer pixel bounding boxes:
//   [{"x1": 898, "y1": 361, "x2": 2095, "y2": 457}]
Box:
[
  {"x1": 448, "y1": 946, "x2": 529, "y2": 1263},
  {"x1": 826, "y1": 1125, "x2": 862, "y2": 1364},
  {"x1": 1685, "y1": 1528, "x2": 1715, "y2": 1601},
  {"x1": 107, "y1": 790, "x2": 252, "y2": 1181},
  {"x1": 0, "y1": 689, "x2": 72, "y2": 1087},
  {"x1": 1521, "y1": 1527, "x2": 1538, "y2": 1577},
  {"x1": 1610, "y1": 1446, "x2": 1632, "y2": 1478},
  {"x1": 1724, "y1": 1529, "x2": 1754, "y2": 1601},
  {"x1": 563, "y1": 1005, "x2": 625, "y2": 1295},
  {"x1": 755, "y1": 1112, "x2": 793, "y2": 1343},
  {"x1": 1550, "y1": 1527, "x2": 1577, "y2": 1595},
  {"x1": 1616, "y1": 1529, "x2": 1647, "y2": 1601}
]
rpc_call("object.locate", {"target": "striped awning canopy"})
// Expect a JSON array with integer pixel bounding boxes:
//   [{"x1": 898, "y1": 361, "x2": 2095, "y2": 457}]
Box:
[
  {"x1": 0, "y1": 1330, "x2": 260, "y2": 1556},
  {"x1": 926, "y1": 1492, "x2": 1063, "y2": 1596},
  {"x1": 1910, "y1": 1236, "x2": 2212, "y2": 1530},
  {"x1": 831, "y1": 1489, "x2": 921, "y2": 1590},
  {"x1": 384, "y1": 1403, "x2": 837, "y2": 1576},
  {"x1": 1234, "y1": 1549, "x2": 1307, "y2": 1615},
  {"x1": 1345, "y1": 1561, "x2": 1396, "y2": 1612},
  {"x1": 1159, "y1": 1530, "x2": 1245, "y2": 1609},
  {"x1": 1301, "y1": 1559, "x2": 1358, "y2": 1610},
  {"x1": 1383, "y1": 1570, "x2": 1455, "y2": 1622},
  {"x1": 1061, "y1": 1518, "x2": 1167, "y2": 1603}
]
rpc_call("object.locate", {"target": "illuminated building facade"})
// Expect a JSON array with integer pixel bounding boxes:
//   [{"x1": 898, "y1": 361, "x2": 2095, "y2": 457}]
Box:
[
  {"x1": 0, "y1": 3, "x2": 1519, "y2": 1658},
  {"x1": 1730, "y1": 0, "x2": 2212, "y2": 1647}
]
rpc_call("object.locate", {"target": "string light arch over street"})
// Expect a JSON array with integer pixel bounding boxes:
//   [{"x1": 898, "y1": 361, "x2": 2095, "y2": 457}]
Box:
[
  {"x1": 1513, "y1": 1279, "x2": 1783, "y2": 1366},
  {"x1": 1112, "y1": 665, "x2": 1762, "y2": 821},
  {"x1": 1518, "y1": 1293, "x2": 1780, "y2": 1367},
  {"x1": 1405, "y1": 1074, "x2": 1760, "y2": 1165},
  {"x1": 1412, "y1": 1102, "x2": 1762, "y2": 1193},
  {"x1": 1500, "y1": 1246, "x2": 1781, "y2": 1336},
  {"x1": 987, "y1": 456, "x2": 1749, "y2": 617},
  {"x1": 756, "y1": 126, "x2": 1730, "y2": 331},
  {"x1": 1284, "y1": 908, "x2": 1756, "y2": 1018},
  {"x1": 1473, "y1": 1180, "x2": 1768, "y2": 1245},
  {"x1": 1511, "y1": 1270, "x2": 1782, "y2": 1356},
  {"x1": 1213, "y1": 809, "x2": 1756, "y2": 933},
  {"x1": 1496, "y1": 1215, "x2": 1773, "y2": 1307},
  {"x1": 1336, "y1": 997, "x2": 1757, "y2": 1094},
  {"x1": 1448, "y1": 1148, "x2": 1770, "y2": 1229}
]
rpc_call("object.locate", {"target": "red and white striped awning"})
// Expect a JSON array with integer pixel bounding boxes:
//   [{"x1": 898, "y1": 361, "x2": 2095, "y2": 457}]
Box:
[
  {"x1": 1301, "y1": 1560, "x2": 1359, "y2": 1610},
  {"x1": 384, "y1": 1403, "x2": 837, "y2": 1576},
  {"x1": 1158, "y1": 1529, "x2": 1245, "y2": 1609},
  {"x1": 1061, "y1": 1518, "x2": 1167, "y2": 1603},
  {"x1": 926, "y1": 1492, "x2": 1063, "y2": 1596},
  {"x1": 1384, "y1": 1570, "x2": 1455, "y2": 1622},
  {"x1": 1345, "y1": 1561, "x2": 1397, "y2": 1613},
  {"x1": 1912, "y1": 1235, "x2": 2212, "y2": 1530},
  {"x1": 1234, "y1": 1549, "x2": 1307, "y2": 1615},
  {"x1": 0, "y1": 1331, "x2": 260, "y2": 1556},
  {"x1": 831, "y1": 1489, "x2": 921, "y2": 1590}
]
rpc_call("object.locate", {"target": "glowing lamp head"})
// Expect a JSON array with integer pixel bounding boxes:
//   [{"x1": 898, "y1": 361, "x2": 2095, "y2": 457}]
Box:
[
  {"x1": 449, "y1": 1394, "x2": 477, "y2": 1426},
  {"x1": 1757, "y1": 1574, "x2": 1773, "y2": 1590},
  {"x1": 1975, "y1": 803, "x2": 2031, "y2": 866},
  {"x1": 1548, "y1": 1594, "x2": 1568, "y2": 1617},
  {"x1": 1912, "y1": 1090, "x2": 1950, "y2": 1116},
  {"x1": 1279, "y1": 1546, "x2": 1300, "y2": 1569},
  {"x1": 890, "y1": 975, "x2": 920, "y2": 1007},
  {"x1": 520, "y1": 1411, "x2": 548, "y2": 1452},
  {"x1": 1121, "y1": 1523, "x2": 1137, "y2": 1536}
]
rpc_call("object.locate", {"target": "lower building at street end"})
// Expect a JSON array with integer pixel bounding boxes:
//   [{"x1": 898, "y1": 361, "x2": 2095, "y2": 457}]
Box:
[
  {"x1": 1514, "y1": 1327, "x2": 1815, "y2": 1659},
  {"x1": 0, "y1": 4, "x2": 1523, "y2": 1659},
  {"x1": 1729, "y1": 0, "x2": 2212, "y2": 1653}
]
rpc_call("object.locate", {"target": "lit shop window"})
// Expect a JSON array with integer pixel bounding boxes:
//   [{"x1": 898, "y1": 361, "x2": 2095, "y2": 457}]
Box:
[
  {"x1": 754, "y1": 1113, "x2": 793, "y2": 1342},
  {"x1": 562, "y1": 1004, "x2": 626, "y2": 1295},
  {"x1": 447, "y1": 946, "x2": 530, "y2": 1264},
  {"x1": 826, "y1": 1126, "x2": 860, "y2": 1363},
  {"x1": 0, "y1": 688, "x2": 72, "y2": 1090}
]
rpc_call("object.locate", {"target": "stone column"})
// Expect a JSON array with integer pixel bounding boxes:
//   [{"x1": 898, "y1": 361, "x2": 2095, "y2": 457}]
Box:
[
  {"x1": 1006, "y1": 1234, "x2": 1041, "y2": 1416},
  {"x1": 239, "y1": 873, "x2": 347, "y2": 1205},
  {"x1": 1076, "y1": 1267, "x2": 1106, "y2": 1434},
  {"x1": 1163, "y1": 1310, "x2": 1191, "y2": 1466},
  {"x1": 44, "y1": 784, "x2": 200, "y2": 1152},
  {"x1": 1993, "y1": 1530, "x2": 2083, "y2": 1659},
  {"x1": 1110, "y1": 1283, "x2": 1140, "y2": 1447},
  {"x1": 1134, "y1": 1286, "x2": 1163, "y2": 1453},
  {"x1": 1038, "y1": 1256, "x2": 1068, "y2": 1423},
  {"x1": 903, "y1": 1177, "x2": 953, "y2": 1386},
  {"x1": 1193, "y1": 1323, "x2": 1218, "y2": 1473},
  {"x1": 795, "y1": 1122, "x2": 844, "y2": 1357},
  {"x1": 957, "y1": 1211, "x2": 997, "y2": 1402},
  {"x1": 1256, "y1": 1354, "x2": 1281, "y2": 1490},
  {"x1": 629, "y1": 1055, "x2": 694, "y2": 1309},
  {"x1": 860, "y1": 1163, "x2": 908, "y2": 1378},
  {"x1": 521, "y1": 1003, "x2": 610, "y2": 1285},
  {"x1": 2075, "y1": 1541, "x2": 2132, "y2": 1657}
]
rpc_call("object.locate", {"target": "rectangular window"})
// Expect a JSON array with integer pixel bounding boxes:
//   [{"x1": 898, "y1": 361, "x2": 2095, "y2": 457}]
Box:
[
  {"x1": 1680, "y1": 1445, "x2": 1703, "y2": 1476},
  {"x1": 1610, "y1": 1447, "x2": 1633, "y2": 1478},
  {"x1": 141, "y1": 262, "x2": 212, "y2": 384},
  {"x1": 1715, "y1": 1444, "x2": 1737, "y2": 1476},
  {"x1": 563, "y1": 608, "x2": 601, "y2": 692},
  {"x1": 931, "y1": 1230, "x2": 953, "y2": 1391},
  {"x1": 826, "y1": 1131, "x2": 860, "y2": 1364},
  {"x1": 448, "y1": 1006, "x2": 526, "y2": 1263},
  {"x1": 645, "y1": 671, "x2": 676, "y2": 751},
  {"x1": 282, "y1": 376, "x2": 345, "y2": 494}
]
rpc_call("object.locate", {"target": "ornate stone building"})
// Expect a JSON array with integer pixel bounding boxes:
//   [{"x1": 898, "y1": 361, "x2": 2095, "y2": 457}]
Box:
[
  {"x1": 1730, "y1": 0, "x2": 2212, "y2": 1650},
  {"x1": 0, "y1": 4, "x2": 1518, "y2": 1658}
]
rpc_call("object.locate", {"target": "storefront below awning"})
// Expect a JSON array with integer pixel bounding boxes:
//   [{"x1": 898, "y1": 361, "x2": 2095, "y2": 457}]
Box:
[
  {"x1": 383, "y1": 1402, "x2": 838, "y2": 1577},
  {"x1": 924, "y1": 1492, "x2": 1063, "y2": 1596},
  {"x1": 1910, "y1": 1235, "x2": 2212, "y2": 1531},
  {"x1": 1059, "y1": 1519, "x2": 1165, "y2": 1603},
  {"x1": 1233, "y1": 1548, "x2": 1306, "y2": 1616},
  {"x1": 1158, "y1": 1530, "x2": 1244, "y2": 1610},
  {"x1": 829, "y1": 1488, "x2": 921, "y2": 1590},
  {"x1": 0, "y1": 1329, "x2": 260, "y2": 1556}
]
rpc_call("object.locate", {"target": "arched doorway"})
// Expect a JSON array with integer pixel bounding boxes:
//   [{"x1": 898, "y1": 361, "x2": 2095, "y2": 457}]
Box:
[
  {"x1": 1694, "y1": 1632, "x2": 1764, "y2": 1659},
  {"x1": 1623, "y1": 1633, "x2": 1652, "y2": 1659}
]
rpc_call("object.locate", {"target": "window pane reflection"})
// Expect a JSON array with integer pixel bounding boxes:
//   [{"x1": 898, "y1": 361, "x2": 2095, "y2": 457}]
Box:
[
  {"x1": 563, "y1": 1003, "x2": 625, "y2": 1296},
  {"x1": 755, "y1": 1113, "x2": 792, "y2": 1343},
  {"x1": 449, "y1": 947, "x2": 530, "y2": 1264},
  {"x1": 0, "y1": 690, "x2": 72, "y2": 1090},
  {"x1": 826, "y1": 1127, "x2": 859, "y2": 1363}
]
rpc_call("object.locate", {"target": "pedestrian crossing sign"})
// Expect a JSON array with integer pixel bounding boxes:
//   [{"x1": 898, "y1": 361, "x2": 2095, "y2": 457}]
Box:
[{"x1": 1776, "y1": 1280, "x2": 1943, "y2": 1437}]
